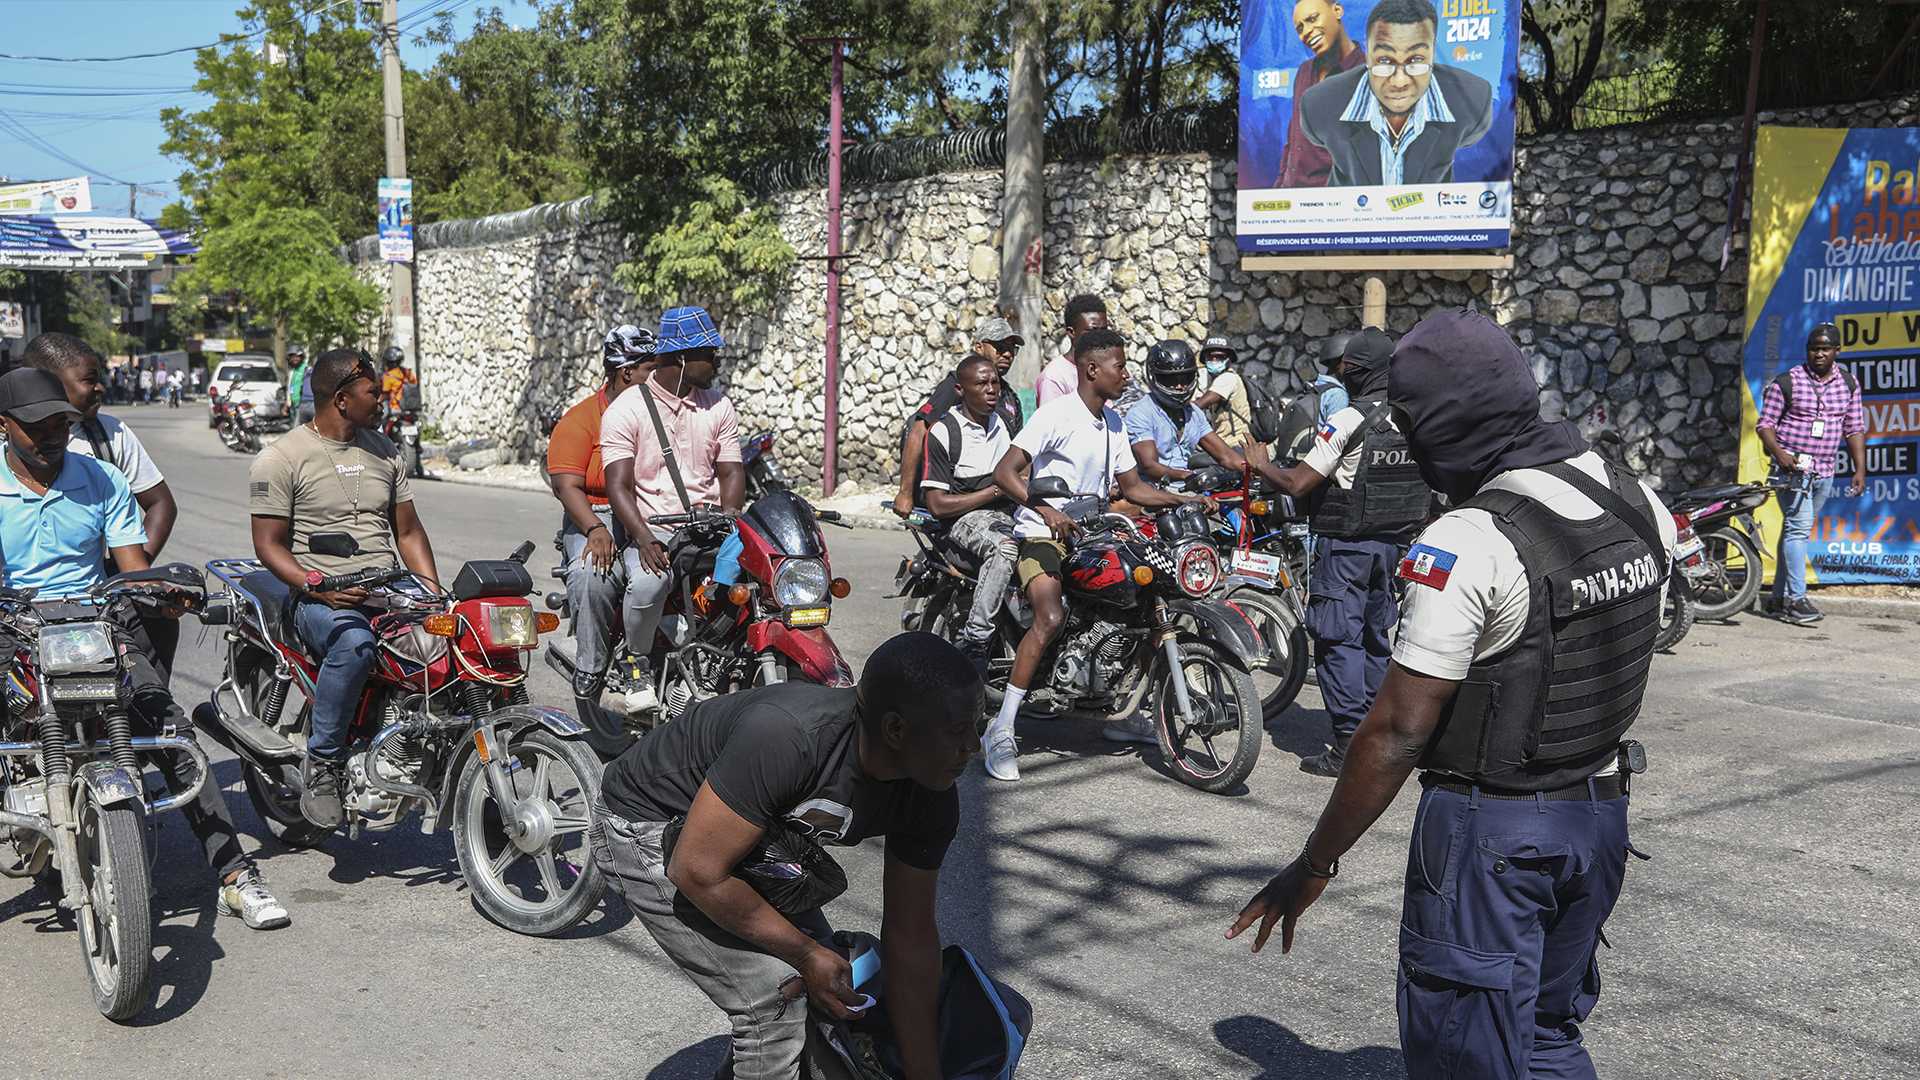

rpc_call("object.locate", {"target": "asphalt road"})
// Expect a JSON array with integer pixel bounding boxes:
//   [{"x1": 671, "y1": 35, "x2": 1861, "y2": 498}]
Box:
[{"x1": 0, "y1": 405, "x2": 1915, "y2": 1080}]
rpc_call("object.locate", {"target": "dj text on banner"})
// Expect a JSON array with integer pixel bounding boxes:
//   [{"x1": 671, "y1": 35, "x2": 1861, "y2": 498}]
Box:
[
  {"x1": 1237, "y1": 0, "x2": 1519, "y2": 252},
  {"x1": 1744, "y1": 125, "x2": 1920, "y2": 584}
]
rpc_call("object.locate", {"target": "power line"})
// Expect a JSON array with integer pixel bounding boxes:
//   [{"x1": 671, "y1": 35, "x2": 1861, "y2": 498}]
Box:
[{"x1": 0, "y1": 0, "x2": 361, "y2": 63}]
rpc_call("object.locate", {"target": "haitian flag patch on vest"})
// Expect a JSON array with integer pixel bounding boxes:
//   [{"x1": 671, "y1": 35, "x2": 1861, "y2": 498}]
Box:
[
  {"x1": 1399, "y1": 544, "x2": 1457, "y2": 590},
  {"x1": 1318, "y1": 420, "x2": 1338, "y2": 440}
]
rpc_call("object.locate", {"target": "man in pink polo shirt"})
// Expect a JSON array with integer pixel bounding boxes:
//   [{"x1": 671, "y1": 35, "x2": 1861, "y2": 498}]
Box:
[
  {"x1": 1033, "y1": 293, "x2": 1110, "y2": 407},
  {"x1": 601, "y1": 306, "x2": 746, "y2": 713}
]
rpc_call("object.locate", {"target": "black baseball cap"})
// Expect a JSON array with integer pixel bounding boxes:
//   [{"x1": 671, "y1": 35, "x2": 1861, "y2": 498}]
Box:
[{"x1": 0, "y1": 368, "x2": 82, "y2": 424}]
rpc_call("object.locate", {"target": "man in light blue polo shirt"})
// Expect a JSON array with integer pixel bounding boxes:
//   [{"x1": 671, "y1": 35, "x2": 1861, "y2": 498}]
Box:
[
  {"x1": 1125, "y1": 339, "x2": 1247, "y2": 486},
  {"x1": 0, "y1": 368, "x2": 289, "y2": 930}
]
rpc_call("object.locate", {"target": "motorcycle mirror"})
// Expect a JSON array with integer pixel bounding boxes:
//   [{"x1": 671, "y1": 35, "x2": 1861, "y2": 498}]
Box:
[
  {"x1": 308, "y1": 531, "x2": 361, "y2": 558},
  {"x1": 508, "y1": 540, "x2": 536, "y2": 564},
  {"x1": 1028, "y1": 476, "x2": 1072, "y2": 500}
]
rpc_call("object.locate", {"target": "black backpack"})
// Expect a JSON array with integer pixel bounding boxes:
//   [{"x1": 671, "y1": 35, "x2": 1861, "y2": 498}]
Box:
[
  {"x1": 1772, "y1": 366, "x2": 1857, "y2": 412},
  {"x1": 1273, "y1": 383, "x2": 1335, "y2": 459},
  {"x1": 1241, "y1": 377, "x2": 1283, "y2": 445}
]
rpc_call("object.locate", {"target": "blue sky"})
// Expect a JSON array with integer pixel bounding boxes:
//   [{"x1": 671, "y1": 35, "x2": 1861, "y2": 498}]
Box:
[{"x1": 0, "y1": 0, "x2": 543, "y2": 219}]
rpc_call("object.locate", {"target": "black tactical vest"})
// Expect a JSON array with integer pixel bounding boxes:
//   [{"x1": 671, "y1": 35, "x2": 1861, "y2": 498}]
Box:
[
  {"x1": 1310, "y1": 403, "x2": 1433, "y2": 539},
  {"x1": 1418, "y1": 459, "x2": 1667, "y2": 792}
]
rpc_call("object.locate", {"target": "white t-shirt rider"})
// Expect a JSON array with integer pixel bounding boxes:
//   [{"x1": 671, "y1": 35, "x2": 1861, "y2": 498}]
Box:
[
  {"x1": 1391, "y1": 451, "x2": 1677, "y2": 779},
  {"x1": 1008, "y1": 392, "x2": 1135, "y2": 539}
]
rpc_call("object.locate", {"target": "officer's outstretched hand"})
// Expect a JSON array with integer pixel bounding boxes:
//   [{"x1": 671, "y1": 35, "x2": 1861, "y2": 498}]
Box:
[{"x1": 1227, "y1": 857, "x2": 1329, "y2": 954}]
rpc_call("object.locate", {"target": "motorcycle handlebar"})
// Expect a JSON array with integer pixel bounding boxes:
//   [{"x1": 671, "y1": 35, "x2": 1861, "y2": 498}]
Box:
[{"x1": 312, "y1": 565, "x2": 416, "y2": 594}]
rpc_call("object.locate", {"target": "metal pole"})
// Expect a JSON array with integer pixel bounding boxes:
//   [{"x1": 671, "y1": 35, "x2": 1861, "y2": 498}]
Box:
[
  {"x1": 379, "y1": 0, "x2": 417, "y2": 375},
  {"x1": 1722, "y1": 0, "x2": 1768, "y2": 271},
  {"x1": 823, "y1": 41, "x2": 845, "y2": 497}
]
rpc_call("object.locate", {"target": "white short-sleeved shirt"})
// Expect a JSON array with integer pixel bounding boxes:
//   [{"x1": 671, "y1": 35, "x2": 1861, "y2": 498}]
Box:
[
  {"x1": 921, "y1": 409, "x2": 1010, "y2": 496},
  {"x1": 68, "y1": 413, "x2": 165, "y2": 495},
  {"x1": 1392, "y1": 452, "x2": 1677, "y2": 682},
  {"x1": 1009, "y1": 393, "x2": 1135, "y2": 538},
  {"x1": 1301, "y1": 402, "x2": 1397, "y2": 489}
]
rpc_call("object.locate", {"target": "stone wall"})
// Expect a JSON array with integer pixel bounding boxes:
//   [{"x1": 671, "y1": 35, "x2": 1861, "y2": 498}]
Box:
[{"x1": 349, "y1": 92, "x2": 1920, "y2": 493}]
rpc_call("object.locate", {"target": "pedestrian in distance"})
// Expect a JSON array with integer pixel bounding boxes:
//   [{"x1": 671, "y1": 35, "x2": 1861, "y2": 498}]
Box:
[
  {"x1": 138, "y1": 364, "x2": 153, "y2": 405},
  {"x1": 892, "y1": 315, "x2": 1026, "y2": 520},
  {"x1": 1755, "y1": 322, "x2": 1865, "y2": 625},
  {"x1": 591, "y1": 631, "x2": 980, "y2": 1080},
  {"x1": 288, "y1": 345, "x2": 314, "y2": 426},
  {"x1": 1230, "y1": 308, "x2": 1674, "y2": 1080},
  {"x1": 1033, "y1": 293, "x2": 1111, "y2": 408}
]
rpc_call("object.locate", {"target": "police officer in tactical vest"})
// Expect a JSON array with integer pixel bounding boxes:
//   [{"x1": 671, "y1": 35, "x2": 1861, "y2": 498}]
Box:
[
  {"x1": 1245, "y1": 326, "x2": 1432, "y2": 775},
  {"x1": 1229, "y1": 309, "x2": 1675, "y2": 1080}
]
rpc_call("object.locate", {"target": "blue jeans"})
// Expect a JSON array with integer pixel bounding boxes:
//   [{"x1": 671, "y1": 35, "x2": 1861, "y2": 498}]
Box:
[
  {"x1": 292, "y1": 598, "x2": 379, "y2": 761},
  {"x1": 1772, "y1": 475, "x2": 1833, "y2": 604},
  {"x1": 1399, "y1": 783, "x2": 1632, "y2": 1080}
]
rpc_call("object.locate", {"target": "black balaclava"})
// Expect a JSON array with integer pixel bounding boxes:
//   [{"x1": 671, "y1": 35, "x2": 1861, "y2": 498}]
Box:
[
  {"x1": 1339, "y1": 326, "x2": 1394, "y2": 401},
  {"x1": 1388, "y1": 308, "x2": 1588, "y2": 503}
]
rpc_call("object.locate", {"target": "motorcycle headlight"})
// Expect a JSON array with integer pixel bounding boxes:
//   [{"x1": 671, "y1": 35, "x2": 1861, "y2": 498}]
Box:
[
  {"x1": 773, "y1": 558, "x2": 830, "y2": 608},
  {"x1": 485, "y1": 604, "x2": 537, "y2": 649},
  {"x1": 1175, "y1": 542, "x2": 1221, "y2": 598},
  {"x1": 39, "y1": 622, "x2": 116, "y2": 675}
]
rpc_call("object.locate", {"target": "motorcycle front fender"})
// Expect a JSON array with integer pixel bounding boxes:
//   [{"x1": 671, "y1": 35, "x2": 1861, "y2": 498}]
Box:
[
  {"x1": 75, "y1": 761, "x2": 143, "y2": 809},
  {"x1": 434, "y1": 704, "x2": 590, "y2": 832},
  {"x1": 1165, "y1": 597, "x2": 1270, "y2": 669},
  {"x1": 747, "y1": 622, "x2": 854, "y2": 687}
]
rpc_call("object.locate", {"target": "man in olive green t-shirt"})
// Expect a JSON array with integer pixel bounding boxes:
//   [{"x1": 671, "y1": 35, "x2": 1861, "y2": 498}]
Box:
[{"x1": 248, "y1": 348, "x2": 440, "y2": 829}]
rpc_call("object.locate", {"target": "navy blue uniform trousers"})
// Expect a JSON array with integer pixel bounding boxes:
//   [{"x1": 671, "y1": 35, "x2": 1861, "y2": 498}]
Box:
[
  {"x1": 1308, "y1": 535, "x2": 1403, "y2": 736},
  {"x1": 1398, "y1": 784, "x2": 1631, "y2": 1080}
]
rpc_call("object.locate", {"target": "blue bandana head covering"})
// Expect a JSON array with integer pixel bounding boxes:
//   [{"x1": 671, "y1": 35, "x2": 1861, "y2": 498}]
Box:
[{"x1": 656, "y1": 307, "x2": 725, "y2": 355}]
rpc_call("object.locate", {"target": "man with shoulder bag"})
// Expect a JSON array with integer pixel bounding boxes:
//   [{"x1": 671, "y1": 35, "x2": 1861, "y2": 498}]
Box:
[{"x1": 592, "y1": 632, "x2": 981, "y2": 1080}]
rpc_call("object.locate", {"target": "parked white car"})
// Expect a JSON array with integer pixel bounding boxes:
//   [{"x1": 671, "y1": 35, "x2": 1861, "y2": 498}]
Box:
[{"x1": 206, "y1": 355, "x2": 287, "y2": 426}]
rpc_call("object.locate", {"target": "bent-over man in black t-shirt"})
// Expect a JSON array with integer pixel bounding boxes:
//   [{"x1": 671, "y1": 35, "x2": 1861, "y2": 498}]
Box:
[{"x1": 593, "y1": 632, "x2": 981, "y2": 1080}]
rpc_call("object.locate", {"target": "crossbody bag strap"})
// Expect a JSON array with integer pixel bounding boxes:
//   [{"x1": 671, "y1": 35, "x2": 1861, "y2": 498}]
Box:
[
  {"x1": 638, "y1": 386, "x2": 692, "y2": 512},
  {"x1": 1537, "y1": 459, "x2": 1669, "y2": 574},
  {"x1": 81, "y1": 416, "x2": 116, "y2": 472}
]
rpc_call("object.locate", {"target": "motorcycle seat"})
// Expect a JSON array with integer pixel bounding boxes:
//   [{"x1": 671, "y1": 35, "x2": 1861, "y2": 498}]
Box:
[
  {"x1": 234, "y1": 571, "x2": 313, "y2": 659},
  {"x1": 1675, "y1": 482, "x2": 1747, "y2": 505}
]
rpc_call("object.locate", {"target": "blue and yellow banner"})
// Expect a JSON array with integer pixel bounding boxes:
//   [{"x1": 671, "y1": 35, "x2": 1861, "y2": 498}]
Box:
[{"x1": 1744, "y1": 126, "x2": 1920, "y2": 584}]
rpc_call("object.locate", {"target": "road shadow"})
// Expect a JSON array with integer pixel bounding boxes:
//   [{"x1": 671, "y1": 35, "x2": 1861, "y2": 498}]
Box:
[
  {"x1": 1267, "y1": 699, "x2": 1333, "y2": 760},
  {"x1": 645, "y1": 1034, "x2": 729, "y2": 1079},
  {"x1": 1214, "y1": 1015, "x2": 1402, "y2": 1078},
  {"x1": 131, "y1": 899, "x2": 225, "y2": 1025}
]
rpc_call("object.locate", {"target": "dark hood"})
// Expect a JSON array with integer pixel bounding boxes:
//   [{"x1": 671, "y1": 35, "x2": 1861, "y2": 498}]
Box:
[
  {"x1": 1340, "y1": 326, "x2": 1394, "y2": 400},
  {"x1": 1388, "y1": 308, "x2": 1588, "y2": 503}
]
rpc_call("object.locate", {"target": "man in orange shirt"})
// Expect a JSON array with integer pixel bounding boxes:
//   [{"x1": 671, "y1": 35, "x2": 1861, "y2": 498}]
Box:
[
  {"x1": 547, "y1": 325, "x2": 658, "y2": 729},
  {"x1": 379, "y1": 346, "x2": 417, "y2": 411}
]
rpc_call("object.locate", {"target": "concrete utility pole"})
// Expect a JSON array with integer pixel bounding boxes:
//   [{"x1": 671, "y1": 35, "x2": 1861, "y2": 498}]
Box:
[
  {"x1": 998, "y1": 0, "x2": 1046, "y2": 392},
  {"x1": 377, "y1": 0, "x2": 417, "y2": 374}
]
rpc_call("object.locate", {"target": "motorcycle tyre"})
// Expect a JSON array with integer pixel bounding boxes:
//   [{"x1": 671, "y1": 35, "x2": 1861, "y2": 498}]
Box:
[
  {"x1": 1690, "y1": 527, "x2": 1762, "y2": 621},
  {"x1": 243, "y1": 761, "x2": 337, "y2": 849},
  {"x1": 76, "y1": 790, "x2": 152, "y2": 1021},
  {"x1": 402, "y1": 439, "x2": 422, "y2": 480},
  {"x1": 1222, "y1": 587, "x2": 1310, "y2": 720},
  {"x1": 1653, "y1": 572, "x2": 1695, "y2": 652},
  {"x1": 239, "y1": 428, "x2": 261, "y2": 455},
  {"x1": 922, "y1": 595, "x2": 1014, "y2": 708},
  {"x1": 1152, "y1": 638, "x2": 1263, "y2": 795},
  {"x1": 452, "y1": 729, "x2": 606, "y2": 937}
]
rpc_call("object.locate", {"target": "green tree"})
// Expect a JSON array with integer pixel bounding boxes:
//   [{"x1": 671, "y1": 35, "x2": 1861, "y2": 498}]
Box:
[{"x1": 175, "y1": 206, "x2": 381, "y2": 363}]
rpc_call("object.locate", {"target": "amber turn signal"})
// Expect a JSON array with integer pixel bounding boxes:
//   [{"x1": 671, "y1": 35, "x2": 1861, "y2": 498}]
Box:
[
  {"x1": 1132, "y1": 565, "x2": 1154, "y2": 586},
  {"x1": 729, "y1": 583, "x2": 753, "y2": 606},
  {"x1": 1248, "y1": 500, "x2": 1269, "y2": 517},
  {"x1": 535, "y1": 611, "x2": 560, "y2": 634},
  {"x1": 423, "y1": 613, "x2": 458, "y2": 637},
  {"x1": 830, "y1": 578, "x2": 851, "y2": 599}
]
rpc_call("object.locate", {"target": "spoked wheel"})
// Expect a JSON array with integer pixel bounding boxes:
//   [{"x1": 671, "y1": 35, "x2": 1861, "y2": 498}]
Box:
[
  {"x1": 1652, "y1": 572, "x2": 1696, "y2": 652},
  {"x1": 1151, "y1": 638, "x2": 1263, "y2": 794},
  {"x1": 452, "y1": 729, "x2": 606, "y2": 936},
  {"x1": 74, "y1": 789, "x2": 152, "y2": 1021},
  {"x1": 1223, "y1": 588, "x2": 1310, "y2": 720},
  {"x1": 1689, "y1": 527, "x2": 1762, "y2": 621}
]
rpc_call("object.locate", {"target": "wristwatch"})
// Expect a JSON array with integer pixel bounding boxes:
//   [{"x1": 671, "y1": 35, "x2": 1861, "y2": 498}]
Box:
[{"x1": 1299, "y1": 839, "x2": 1339, "y2": 879}]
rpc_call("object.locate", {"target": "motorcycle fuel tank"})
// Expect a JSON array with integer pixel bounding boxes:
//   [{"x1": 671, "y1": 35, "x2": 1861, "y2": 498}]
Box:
[{"x1": 1063, "y1": 541, "x2": 1146, "y2": 608}]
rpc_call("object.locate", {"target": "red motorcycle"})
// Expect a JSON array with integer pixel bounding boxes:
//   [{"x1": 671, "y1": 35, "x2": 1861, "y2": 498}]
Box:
[
  {"x1": 545, "y1": 491, "x2": 855, "y2": 750},
  {"x1": 208, "y1": 379, "x2": 262, "y2": 454},
  {"x1": 194, "y1": 533, "x2": 607, "y2": 936}
]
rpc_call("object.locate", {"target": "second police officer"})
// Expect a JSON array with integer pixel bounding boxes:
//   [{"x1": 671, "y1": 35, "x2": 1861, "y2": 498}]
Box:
[
  {"x1": 1229, "y1": 309, "x2": 1673, "y2": 1080},
  {"x1": 1245, "y1": 326, "x2": 1432, "y2": 775}
]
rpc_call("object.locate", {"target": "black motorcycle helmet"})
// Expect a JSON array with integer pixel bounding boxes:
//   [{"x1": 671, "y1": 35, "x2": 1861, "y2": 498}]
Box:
[
  {"x1": 1319, "y1": 331, "x2": 1355, "y2": 371},
  {"x1": 1145, "y1": 339, "x2": 1199, "y2": 412},
  {"x1": 381, "y1": 345, "x2": 405, "y2": 368}
]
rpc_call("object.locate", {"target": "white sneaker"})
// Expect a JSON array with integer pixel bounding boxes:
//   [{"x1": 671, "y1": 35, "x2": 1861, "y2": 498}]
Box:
[
  {"x1": 217, "y1": 867, "x2": 290, "y2": 930},
  {"x1": 1102, "y1": 712, "x2": 1158, "y2": 745},
  {"x1": 983, "y1": 734, "x2": 1020, "y2": 781},
  {"x1": 621, "y1": 656, "x2": 658, "y2": 715}
]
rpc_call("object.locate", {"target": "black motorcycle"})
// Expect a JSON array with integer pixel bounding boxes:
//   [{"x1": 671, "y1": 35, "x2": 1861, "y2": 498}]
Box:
[
  {"x1": 1667, "y1": 480, "x2": 1778, "y2": 620},
  {"x1": 741, "y1": 432, "x2": 790, "y2": 502},
  {"x1": 382, "y1": 382, "x2": 426, "y2": 479},
  {"x1": 894, "y1": 477, "x2": 1269, "y2": 793}
]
